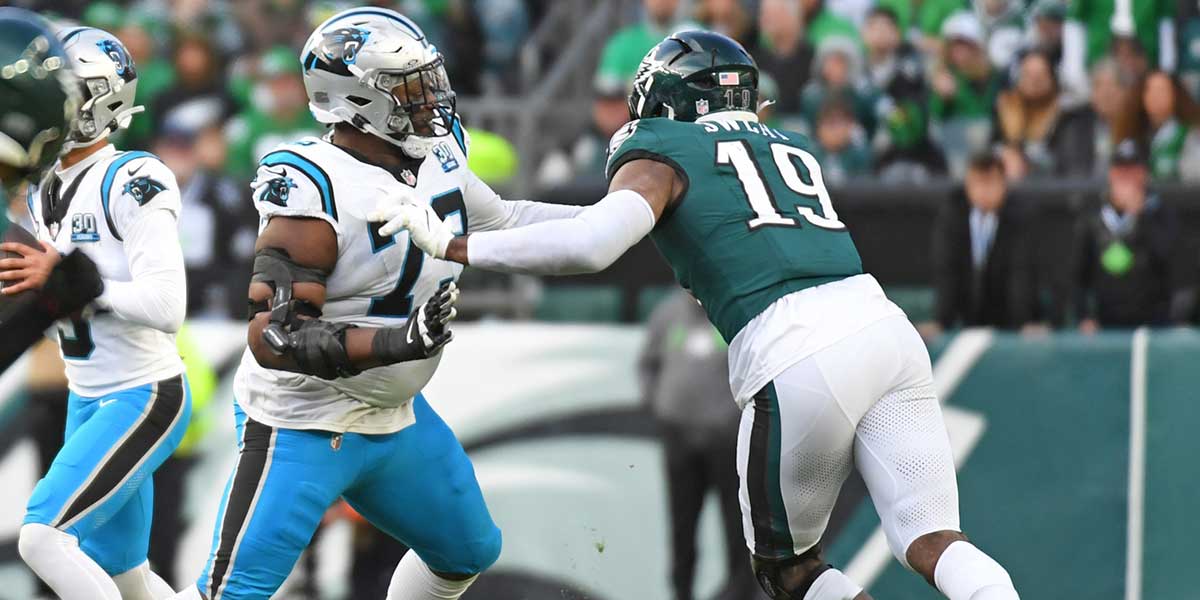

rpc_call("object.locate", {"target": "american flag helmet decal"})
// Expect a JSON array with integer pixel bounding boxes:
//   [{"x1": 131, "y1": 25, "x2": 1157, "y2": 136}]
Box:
[{"x1": 718, "y1": 72, "x2": 739, "y2": 86}]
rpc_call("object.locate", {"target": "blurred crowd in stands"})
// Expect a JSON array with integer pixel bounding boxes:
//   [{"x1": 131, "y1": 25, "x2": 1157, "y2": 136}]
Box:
[
  {"x1": 7, "y1": 0, "x2": 1200, "y2": 337},
  {"x1": 581, "y1": 0, "x2": 1196, "y2": 185}
]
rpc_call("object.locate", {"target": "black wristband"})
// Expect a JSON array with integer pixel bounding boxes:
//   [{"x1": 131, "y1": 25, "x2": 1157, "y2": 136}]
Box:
[{"x1": 371, "y1": 324, "x2": 425, "y2": 365}]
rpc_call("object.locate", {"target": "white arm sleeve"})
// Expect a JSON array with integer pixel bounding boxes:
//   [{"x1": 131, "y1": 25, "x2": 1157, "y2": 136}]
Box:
[
  {"x1": 466, "y1": 188, "x2": 656, "y2": 275},
  {"x1": 96, "y1": 209, "x2": 187, "y2": 333},
  {"x1": 463, "y1": 169, "x2": 585, "y2": 232}
]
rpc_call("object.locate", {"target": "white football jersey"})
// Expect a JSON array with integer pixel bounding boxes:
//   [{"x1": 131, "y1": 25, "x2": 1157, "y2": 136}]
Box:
[
  {"x1": 25, "y1": 145, "x2": 185, "y2": 397},
  {"x1": 234, "y1": 130, "x2": 529, "y2": 434}
]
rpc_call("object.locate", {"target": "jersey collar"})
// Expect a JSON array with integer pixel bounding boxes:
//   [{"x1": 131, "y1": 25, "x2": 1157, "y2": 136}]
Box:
[
  {"x1": 695, "y1": 110, "x2": 760, "y2": 124},
  {"x1": 54, "y1": 143, "x2": 116, "y2": 182}
]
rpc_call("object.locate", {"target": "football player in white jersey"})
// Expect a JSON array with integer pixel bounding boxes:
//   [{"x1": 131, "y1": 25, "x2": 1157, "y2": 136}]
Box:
[
  {"x1": 170, "y1": 8, "x2": 584, "y2": 600},
  {"x1": 1, "y1": 27, "x2": 190, "y2": 600}
]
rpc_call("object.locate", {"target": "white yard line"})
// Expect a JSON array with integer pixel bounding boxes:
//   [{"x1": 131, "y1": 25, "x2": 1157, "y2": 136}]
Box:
[
  {"x1": 844, "y1": 329, "x2": 993, "y2": 586},
  {"x1": 1125, "y1": 328, "x2": 1149, "y2": 600}
]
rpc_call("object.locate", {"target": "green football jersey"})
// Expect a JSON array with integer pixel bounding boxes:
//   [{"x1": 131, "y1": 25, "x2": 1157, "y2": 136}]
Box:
[{"x1": 606, "y1": 115, "x2": 864, "y2": 341}]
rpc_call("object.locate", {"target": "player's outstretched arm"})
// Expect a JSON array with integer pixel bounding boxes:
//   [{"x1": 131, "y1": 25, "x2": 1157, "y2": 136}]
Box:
[
  {"x1": 460, "y1": 169, "x2": 586, "y2": 232},
  {"x1": 371, "y1": 159, "x2": 682, "y2": 275},
  {"x1": 246, "y1": 216, "x2": 457, "y2": 379}
]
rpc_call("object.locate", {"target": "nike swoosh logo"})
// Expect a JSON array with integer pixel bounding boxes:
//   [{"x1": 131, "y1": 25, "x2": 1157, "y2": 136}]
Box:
[
  {"x1": 264, "y1": 167, "x2": 287, "y2": 178},
  {"x1": 407, "y1": 322, "x2": 416, "y2": 345},
  {"x1": 127, "y1": 162, "x2": 145, "y2": 177},
  {"x1": 98, "y1": 398, "x2": 117, "y2": 408}
]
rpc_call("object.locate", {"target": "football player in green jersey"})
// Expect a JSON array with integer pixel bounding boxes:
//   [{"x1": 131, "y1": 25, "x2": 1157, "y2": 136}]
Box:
[
  {"x1": 0, "y1": 8, "x2": 103, "y2": 373},
  {"x1": 0, "y1": 8, "x2": 78, "y2": 206},
  {"x1": 375, "y1": 30, "x2": 1018, "y2": 600}
]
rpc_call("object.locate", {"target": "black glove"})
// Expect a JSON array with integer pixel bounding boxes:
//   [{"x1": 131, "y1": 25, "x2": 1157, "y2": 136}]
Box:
[
  {"x1": 287, "y1": 319, "x2": 361, "y2": 380},
  {"x1": 373, "y1": 280, "x2": 459, "y2": 363},
  {"x1": 36, "y1": 250, "x2": 104, "y2": 319}
]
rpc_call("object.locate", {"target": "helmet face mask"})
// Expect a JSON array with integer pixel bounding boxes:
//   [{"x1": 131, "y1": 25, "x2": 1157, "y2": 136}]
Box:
[
  {"x1": 374, "y1": 56, "x2": 456, "y2": 139},
  {"x1": 302, "y1": 8, "x2": 457, "y2": 158},
  {"x1": 628, "y1": 30, "x2": 760, "y2": 123}
]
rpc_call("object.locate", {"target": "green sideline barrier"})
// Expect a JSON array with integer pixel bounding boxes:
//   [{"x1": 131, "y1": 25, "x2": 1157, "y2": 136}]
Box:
[{"x1": 534, "y1": 285, "x2": 623, "y2": 322}]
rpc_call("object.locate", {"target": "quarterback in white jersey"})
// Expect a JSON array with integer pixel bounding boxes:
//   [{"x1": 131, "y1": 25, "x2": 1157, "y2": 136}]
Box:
[
  {"x1": 172, "y1": 9, "x2": 581, "y2": 600},
  {"x1": 3, "y1": 28, "x2": 190, "y2": 600}
]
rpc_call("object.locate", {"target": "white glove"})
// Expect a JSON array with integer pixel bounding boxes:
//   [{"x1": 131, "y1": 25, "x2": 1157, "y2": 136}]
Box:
[{"x1": 368, "y1": 197, "x2": 454, "y2": 259}]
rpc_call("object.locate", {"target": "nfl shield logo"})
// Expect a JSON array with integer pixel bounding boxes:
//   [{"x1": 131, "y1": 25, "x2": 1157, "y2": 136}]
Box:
[
  {"x1": 401, "y1": 169, "x2": 417, "y2": 186},
  {"x1": 696, "y1": 99, "x2": 710, "y2": 115}
]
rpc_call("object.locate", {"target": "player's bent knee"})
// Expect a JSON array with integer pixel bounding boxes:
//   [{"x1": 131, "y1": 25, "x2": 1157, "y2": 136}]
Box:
[
  {"x1": 18, "y1": 523, "x2": 69, "y2": 567},
  {"x1": 905, "y1": 529, "x2": 968, "y2": 578},
  {"x1": 751, "y1": 545, "x2": 827, "y2": 599},
  {"x1": 431, "y1": 525, "x2": 502, "y2": 577},
  {"x1": 467, "y1": 526, "x2": 503, "y2": 573},
  {"x1": 17, "y1": 523, "x2": 43, "y2": 565}
]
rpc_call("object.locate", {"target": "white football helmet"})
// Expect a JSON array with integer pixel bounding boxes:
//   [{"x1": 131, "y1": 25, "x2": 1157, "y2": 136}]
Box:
[
  {"x1": 300, "y1": 7, "x2": 456, "y2": 158},
  {"x1": 55, "y1": 26, "x2": 143, "y2": 151}
]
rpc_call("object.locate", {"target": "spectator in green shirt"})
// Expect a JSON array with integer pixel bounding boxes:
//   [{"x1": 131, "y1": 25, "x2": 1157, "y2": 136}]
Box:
[
  {"x1": 864, "y1": 6, "x2": 946, "y2": 179},
  {"x1": 930, "y1": 12, "x2": 1003, "y2": 175},
  {"x1": 800, "y1": 0, "x2": 859, "y2": 47},
  {"x1": 114, "y1": 17, "x2": 175, "y2": 150},
  {"x1": 811, "y1": 99, "x2": 874, "y2": 184},
  {"x1": 1134, "y1": 71, "x2": 1200, "y2": 182},
  {"x1": 224, "y1": 46, "x2": 323, "y2": 180},
  {"x1": 1062, "y1": 0, "x2": 1175, "y2": 98},
  {"x1": 876, "y1": 0, "x2": 967, "y2": 55},
  {"x1": 595, "y1": 0, "x2": 685, "y2": 95},
  {"x1": 976, "y1": 0, "x2": 1026, "y2": 70},
  {"x1": 800, "y1": 35, "x2": 880, "y2": 137},
  {"x1": 930, "y1": 14, "x2": 1001, "y2": 122}
]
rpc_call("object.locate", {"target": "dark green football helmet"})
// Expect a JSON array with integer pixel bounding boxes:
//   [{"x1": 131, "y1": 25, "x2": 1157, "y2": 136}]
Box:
[
  {"x1": 628, "y1": 29, "x2": 759, "y2": 123},
  {"x1": 0, "y1": 8, "x2": 79, "y2": 194}
]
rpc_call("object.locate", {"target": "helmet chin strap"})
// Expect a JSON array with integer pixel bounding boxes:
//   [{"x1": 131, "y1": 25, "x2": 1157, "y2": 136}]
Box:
[
  {"x1": 356, "y1": 119, "x2": 436, "y2": 159},
  {"x1": 399, "y1": 135, "x2": 436, "y2": 159},
  {"x1": 62, "y1": 128, "x2": 110, "y2": 153}
]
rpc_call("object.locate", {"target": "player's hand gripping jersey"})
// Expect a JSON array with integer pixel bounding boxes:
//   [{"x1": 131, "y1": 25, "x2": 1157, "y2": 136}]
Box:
[
  {"x1": 25, "y1": 147, "x2": 185, "y2": 395},
  {"x1": 606, "y1": 113, "x2": 903, "y2": 405},
  {"x1": 235, "y1": 132, "x2": 566, "y2": 433}
]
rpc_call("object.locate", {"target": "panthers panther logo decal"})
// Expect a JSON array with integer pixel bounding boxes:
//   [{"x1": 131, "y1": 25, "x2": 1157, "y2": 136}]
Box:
[
  {"x1": 96, "y1": 39, "x2": 136, "y2": 82},
  {"x1": 258, "y1": 172, "x2": 298, "y2": 207},
  {"x1": 123, "y1": 175, "x2": 166, "y2": 206},
  {"x1": 325, "y1": 27, "x2": 371, "y2": 64}
]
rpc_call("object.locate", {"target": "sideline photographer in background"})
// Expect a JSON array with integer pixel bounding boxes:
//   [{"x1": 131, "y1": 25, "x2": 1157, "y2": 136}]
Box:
[{"x1": 639, "y1": 291, "x2": 759, "y2": 600}]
